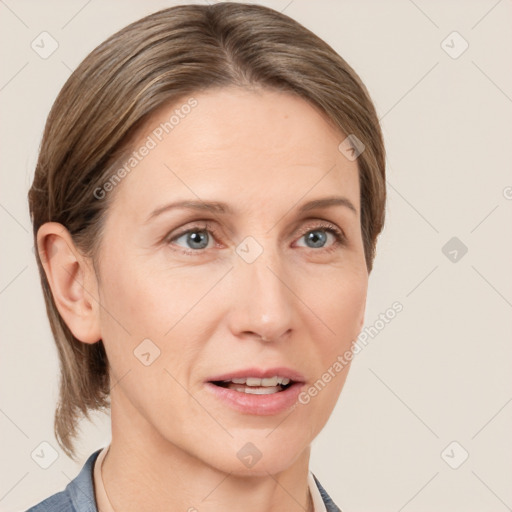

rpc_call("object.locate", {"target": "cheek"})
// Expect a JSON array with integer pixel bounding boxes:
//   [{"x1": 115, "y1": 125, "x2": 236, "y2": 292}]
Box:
[
  {"x1": 305, "y1": 266, "x2": 367, "y2": 361},
  {"x1": 98, "y1": 255, "x2": 185, "y2": 335},
  {"x1": 97, "y1": 256, "x2": 224, "y2": 372},
  {"x1": 96, "y1": 256, "x2": 167, "y2": 373},
  {"x1": 302, "y1": 268, "x2": 366, "y2": 417}
]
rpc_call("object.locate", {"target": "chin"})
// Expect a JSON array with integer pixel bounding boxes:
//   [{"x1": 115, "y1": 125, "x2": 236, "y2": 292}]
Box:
[{"x1": 206, "y1": 435, "x2": 308, "y2": 477}]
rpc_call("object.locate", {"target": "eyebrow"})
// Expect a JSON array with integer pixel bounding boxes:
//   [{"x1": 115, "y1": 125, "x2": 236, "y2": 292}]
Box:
[{"x1": 146, "y1": 195, "x2": 357, "y2": 223}]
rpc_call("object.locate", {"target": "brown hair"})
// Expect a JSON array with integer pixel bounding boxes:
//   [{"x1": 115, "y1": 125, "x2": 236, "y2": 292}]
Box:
[{"x1": 29, "y1": 2, "x2": 386, "y2": 461}]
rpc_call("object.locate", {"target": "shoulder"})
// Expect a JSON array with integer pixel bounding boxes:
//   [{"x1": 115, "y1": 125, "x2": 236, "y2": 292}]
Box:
[
  {"x1": 311, "y1": 473, "x2": 343, "y2": 512},
  {"x1": 25, "y1": 489, "x2": 75, "y2": 512},
  {"x1": 25, "y1": 449, "x2": 102, "y2": 512}
]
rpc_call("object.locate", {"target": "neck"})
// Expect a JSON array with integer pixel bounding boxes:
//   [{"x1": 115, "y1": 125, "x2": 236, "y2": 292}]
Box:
[{"x1": 101, "y1": 387, "x2": 314, "y2": 512}]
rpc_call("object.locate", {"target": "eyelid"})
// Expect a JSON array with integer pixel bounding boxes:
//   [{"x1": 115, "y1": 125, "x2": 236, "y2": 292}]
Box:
[
  {"x1": 164, "y1": 220, "x2": 217, "y2": 245},
  {"x1": 295, "y1": 219, "x2": 346, "y2": 240}
]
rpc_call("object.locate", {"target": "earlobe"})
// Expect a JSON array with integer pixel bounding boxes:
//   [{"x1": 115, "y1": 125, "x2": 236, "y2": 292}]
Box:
[{"x1": 37, "y1": 222, "x2": 101, "y2": 344}]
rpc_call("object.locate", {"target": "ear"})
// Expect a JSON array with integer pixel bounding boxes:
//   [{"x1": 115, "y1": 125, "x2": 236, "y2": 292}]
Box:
[{"x1": 37, "y1": 222, "x2": 101, "y2": 344}]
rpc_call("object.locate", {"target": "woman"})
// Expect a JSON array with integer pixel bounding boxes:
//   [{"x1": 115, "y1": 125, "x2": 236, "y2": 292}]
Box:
[{"x1": 27, "y1": 3, "x2": 385, "y2": 511}]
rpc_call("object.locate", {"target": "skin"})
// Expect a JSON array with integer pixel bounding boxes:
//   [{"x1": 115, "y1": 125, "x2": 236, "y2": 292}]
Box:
[{"x1": 38, "y1": 87, "x2": 368, "y2": 512}]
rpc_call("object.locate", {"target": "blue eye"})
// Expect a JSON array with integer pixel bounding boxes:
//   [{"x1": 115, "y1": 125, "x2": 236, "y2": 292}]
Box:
[
  {"x1": 166, "y1": 221, "x2": 345, "y2": 255},
  {"x1": 296, "y1": 226, "x2": 343, "y2": 250},
  {"x1": 173, "y1": 229, "x2": 212, "y2": 250},
  {"x1": 303, "y1": 230, "x2": 328, "y2": 248}
]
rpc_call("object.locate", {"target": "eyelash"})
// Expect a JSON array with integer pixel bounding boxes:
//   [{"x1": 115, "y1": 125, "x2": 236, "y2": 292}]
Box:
[{"x1": 165, "y1": 220, "x2": 347, "y2": 256}]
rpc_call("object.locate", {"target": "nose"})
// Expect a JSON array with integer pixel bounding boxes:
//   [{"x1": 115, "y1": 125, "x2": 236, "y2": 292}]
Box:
[{"x1": 226, "y1": 242, "x2": 295, "y2": 343}]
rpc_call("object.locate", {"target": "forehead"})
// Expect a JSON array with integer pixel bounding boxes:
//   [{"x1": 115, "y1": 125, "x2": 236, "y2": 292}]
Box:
[{"x1": 110, "y1": 87, "x2": 360, "y2": 217}]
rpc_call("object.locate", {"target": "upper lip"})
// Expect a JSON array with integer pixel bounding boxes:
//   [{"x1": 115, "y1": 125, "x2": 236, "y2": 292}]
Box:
[{"x1": 207, "y1": 367, "x2": 306, "y2": 383}]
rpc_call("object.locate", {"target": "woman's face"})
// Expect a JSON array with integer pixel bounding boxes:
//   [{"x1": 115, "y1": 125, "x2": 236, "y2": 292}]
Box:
[{"x1": 94, "y1": 87, "x2": 368, "y2": 475}]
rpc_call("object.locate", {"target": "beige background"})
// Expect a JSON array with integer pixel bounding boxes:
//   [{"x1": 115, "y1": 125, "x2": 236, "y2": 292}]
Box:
[{"x1": 1, "y1": 1, "x2": 511, "y2": 511}]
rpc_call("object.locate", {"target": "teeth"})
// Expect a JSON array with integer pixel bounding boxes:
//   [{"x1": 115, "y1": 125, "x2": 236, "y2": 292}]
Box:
[
  {"x1": 222, "y1": 376, "x2": 291, "y2": 387},
  {"x1": 231, "y1": 385, "x2": 281, "y2": 395}
]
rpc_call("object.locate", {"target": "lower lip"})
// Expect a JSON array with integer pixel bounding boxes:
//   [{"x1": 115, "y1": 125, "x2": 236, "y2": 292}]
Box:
[{"x1": 204, "y1": 382, "x2": 305, "y2": 415}]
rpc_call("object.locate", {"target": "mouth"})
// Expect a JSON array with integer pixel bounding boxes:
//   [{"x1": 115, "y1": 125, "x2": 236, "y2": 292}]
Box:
[
  {"x1": 204, "y1": 367, "x2": 306, "y2": 415},
  {"x1": 209, "y1": 376, "x2": 295, "y2": 395}
]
